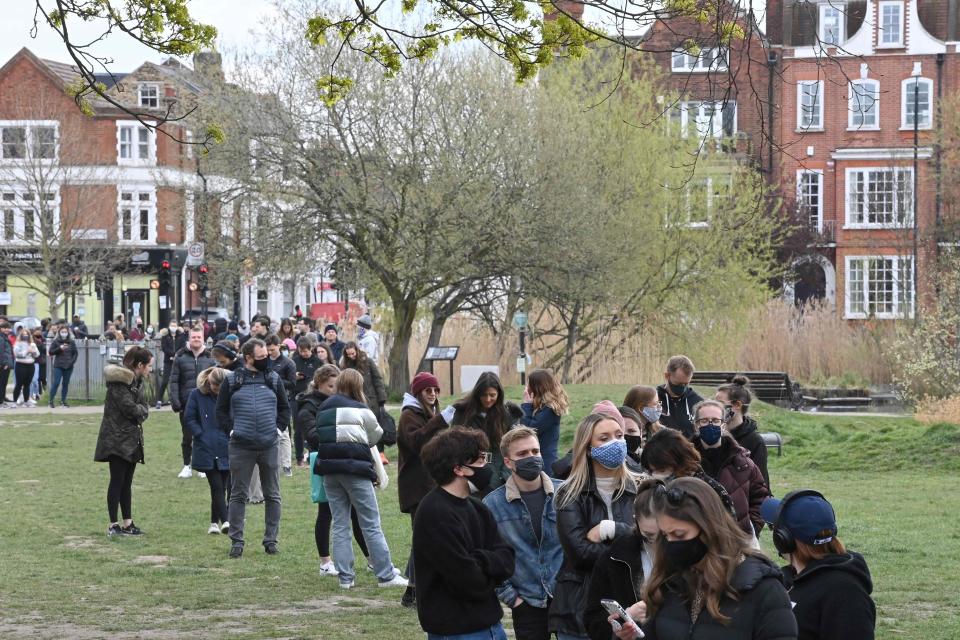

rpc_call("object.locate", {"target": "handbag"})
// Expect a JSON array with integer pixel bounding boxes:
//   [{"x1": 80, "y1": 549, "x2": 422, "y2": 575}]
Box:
[
  {"x1": 309, "y1": 451, "x2": 327, "y2": 503},
  {"x1": 378, "y1": 407, "x2": 397, "y2": 446}
]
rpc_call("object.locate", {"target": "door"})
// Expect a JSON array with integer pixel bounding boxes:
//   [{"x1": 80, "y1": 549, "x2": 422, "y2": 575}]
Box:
[{"x1": 123, "y1": 289, "x2": 150, "y2": 327}]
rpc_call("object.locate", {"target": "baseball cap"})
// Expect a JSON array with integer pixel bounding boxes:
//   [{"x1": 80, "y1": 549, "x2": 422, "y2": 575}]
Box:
[{"x1": 761, "y1": 493, "x2": 838, "y2": 545}]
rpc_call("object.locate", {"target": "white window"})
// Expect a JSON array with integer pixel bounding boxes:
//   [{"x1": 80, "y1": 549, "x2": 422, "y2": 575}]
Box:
[
  {"x1": 138, "y1": 83, "x2": 160, "y2": 108},
  {"x1": 845, "y1": 255, "x2": 913, "y2": 318},
  {"x1": 667, "y1": 101, "x2": 737, "y2": 140},
  {"x1": 671, "y1": 47, "x2": 728, "y2": 73},
  {"x1": 0, "y1": 189, "x2": 59, "y2": 244},
  {"x1": 902, "y1": 77, "x2": 933, "y2": 129},
  {"x1": 797, "y1": 170, "x2": 824, "y2": 231},
  {"x1": 0, "y1": 121, "x2": 58, "y2": 161},
  {"x1": 116, "y1": 120, "x2": 156, "y2": 165},
  {"x1": 184, "y1": 130, "x2": 194, "y2": 159},
  {"x1": 117, "y1": 187, "x2": 156, "y2": 244},
  {"x1": 683, "y1": 175, "x2": 732, "y2": 227},
  {"x1": 845, "y1": 167, "x2": 913, "y2": 227},
  {"x1": 878, "y1": 1, "x2": 904, "y2": 46},
  {"x1": 819, "y1": 4, "x2": 845, "y2": 46},
  {"x1": 848, "y1": 80, "x2": 880, "y2": 129},
  {"x1": 797, "y1": 81, "x2": 824, "y2": 129}
]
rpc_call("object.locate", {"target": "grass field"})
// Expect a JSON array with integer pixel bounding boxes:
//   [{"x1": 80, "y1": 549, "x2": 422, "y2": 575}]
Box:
[{"x1": 0, "y1": 385, "x2": 957, "y2": 639}]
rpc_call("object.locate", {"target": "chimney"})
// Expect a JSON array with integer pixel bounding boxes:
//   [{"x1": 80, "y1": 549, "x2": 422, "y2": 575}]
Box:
[
  {"x1": 545, "y1": 0, "x2": 585, "y2": 22},
  {"x1": 193, "y1": 50, "x2": 224, "y2": 84},
  {"x1": 765, "y1": 0, "x2": 784, "y2": 45}
]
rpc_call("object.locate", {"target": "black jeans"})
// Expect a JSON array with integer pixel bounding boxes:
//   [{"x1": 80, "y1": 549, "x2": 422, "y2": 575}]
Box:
[
  {"x1": 107, "y1": 456, "x2": 137, "y2": 523},
  {"x1": 13, "y1": 362, "x2": 33, "y2": 403},
  {"x1": 178, "y1": 411, "x2": 191, "y2": 465},
  {"x1": 156, "y1": 358, "x2": 173, "y2": 403},
  {"x1": 511, "y1": 600, "x2": 551, "y2": 640},
  {"x1": 315, "y1": 502, "x2": 369, "y2": 558},
  {"x1": 404, "y1": 505, "x2": 418, "y2": 584},
  {"x1": 203, "y1": 469, "x2": 231, "y2": 523},
  {"x1": 0, "y1": 365, "x2": 10, "y2": 401}
]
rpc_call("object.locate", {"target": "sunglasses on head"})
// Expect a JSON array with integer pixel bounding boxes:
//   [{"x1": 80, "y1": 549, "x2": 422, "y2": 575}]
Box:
[{"x1": 654, "y1": 480, "x2": 703, "y2": 509}]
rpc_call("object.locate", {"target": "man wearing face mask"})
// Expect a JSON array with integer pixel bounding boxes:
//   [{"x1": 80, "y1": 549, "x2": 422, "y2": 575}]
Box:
[
  {"x1": 414, "y1": 427, "x2": 516, "y2": 640},
  {"x1": 156, "y1": 321, "x2": 187, "y2": 409},
  {"x1": 265, "y1": 335, "x2": 297, "y2": 476},
  {"x1": 655, "y1": 355, "x2": 703, "y2": 440},
  {"x1": 216, "y1": 338, "x2": 290, "y2": 558},
  {"x1": 483, "y1": 428, "x2": 563, "y2": 640}
]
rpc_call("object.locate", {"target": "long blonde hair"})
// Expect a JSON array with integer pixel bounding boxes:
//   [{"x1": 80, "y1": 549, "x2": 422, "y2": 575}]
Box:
[
  {"x1": 555, "y1": 413, "x2": 637, "y2": 510},
  {"x1": 336, "y1": 368, "x2": 367, "y2": 404},
  {"x1": 528, "y1": 369, "x2": 570, "y2": 416}
]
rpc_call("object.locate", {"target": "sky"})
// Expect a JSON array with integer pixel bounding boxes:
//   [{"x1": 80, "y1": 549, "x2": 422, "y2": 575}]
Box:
[{"x1": 0, "y1": 0, "x2": 277, "y2": 74}]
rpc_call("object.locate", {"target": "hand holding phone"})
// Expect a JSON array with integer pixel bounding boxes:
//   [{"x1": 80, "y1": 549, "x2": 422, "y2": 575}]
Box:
[{"x1": 601, "y1": 599, "x2": 644, "y2": 639}]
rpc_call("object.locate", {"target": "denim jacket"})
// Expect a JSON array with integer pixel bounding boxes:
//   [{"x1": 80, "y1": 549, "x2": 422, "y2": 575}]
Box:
[{"x1": 483, "y1": 472, "x2": 564, "y2": 609}]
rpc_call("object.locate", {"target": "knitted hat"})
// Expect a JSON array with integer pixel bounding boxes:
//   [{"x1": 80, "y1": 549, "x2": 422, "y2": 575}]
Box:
[
  {"x1": 357, "y1": 314, "x2": 373, "y2": 329},
  {"x1": 591, "y1": 400, "x2": 625, "y2": 430},
  {"x1": 225, "y1": 334, "x2": 238, "y2": 342},
  {"x1": 411, "y1": 371, "x2": 441, "y2": 396},
  {"x1": 282, "y1": 338, "x2": 297, "y2": 351},
  {"x1": 324, "y1": 323, "x2": 338, "y2": 334},
  {"x1": 212, "y1": 341, "x2": 237, "y2": 359}
]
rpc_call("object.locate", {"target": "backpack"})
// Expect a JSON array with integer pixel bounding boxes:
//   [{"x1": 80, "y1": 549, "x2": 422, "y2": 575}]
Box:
[
  {"x1": 228, "y1": 367, "x2": 284, "y2": 399},
  {"x1": 378, "y1": 407, "x2": 397, "y2": 446}
]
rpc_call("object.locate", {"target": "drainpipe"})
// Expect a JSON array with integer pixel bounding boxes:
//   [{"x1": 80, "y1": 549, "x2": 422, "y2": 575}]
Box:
[
  {"x1": 767, "y1": 50, "x2": 778, "y2": 178},
  {"x1": 935, "y1": 53, "x2": 944, "y2": 241}
]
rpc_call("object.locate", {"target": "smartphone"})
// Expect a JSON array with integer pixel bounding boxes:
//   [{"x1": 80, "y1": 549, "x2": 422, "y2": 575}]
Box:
[{"x1": 600, "y1": 599, "x2": 644, "y2": 638}]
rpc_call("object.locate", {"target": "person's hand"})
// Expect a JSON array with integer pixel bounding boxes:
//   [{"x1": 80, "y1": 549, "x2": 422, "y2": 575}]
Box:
[
  {"x1": 609, "y1": 616, "x2": 642, "y2": 640},
  {"x1": 513, "y1": 597, "x2": 523, "y2": 609},
  {"x1": 586, "y1": 524, "x2": 603, "y2": 543},
  {"x1": 296, "y1": 372, "x2": 304, "y2": 379},
  {"x1": 626, "y1": 601, "x2": 647, "y2": 624},
  {"x1": 523, "y1": 387, "x2": 532, "y2": 403}
]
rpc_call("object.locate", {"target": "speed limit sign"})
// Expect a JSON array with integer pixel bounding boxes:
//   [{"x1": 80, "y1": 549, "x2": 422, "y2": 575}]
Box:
[{"x1": 186, "y1": 242, "x2": 205, "y2": 266}]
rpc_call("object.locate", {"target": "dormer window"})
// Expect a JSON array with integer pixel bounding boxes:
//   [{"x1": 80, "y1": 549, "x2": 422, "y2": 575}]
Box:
[
  {"x1": 819, "y1": 4, "x2": 845, "y2": 46},
  {"x1": 879, "y1": 1, "x2": 904, "y2": 47},
  {"x1": 138, "y1": 83, "x2": 159, "y2": 108}
]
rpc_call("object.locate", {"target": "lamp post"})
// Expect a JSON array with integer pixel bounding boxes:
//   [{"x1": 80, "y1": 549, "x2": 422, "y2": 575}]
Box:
[
  {"x1": 912, "y1": 62, "x2": 921, "y2": 322},
  {"x1": 512, "y1": 310, "x2": 529, "y2": 386}
]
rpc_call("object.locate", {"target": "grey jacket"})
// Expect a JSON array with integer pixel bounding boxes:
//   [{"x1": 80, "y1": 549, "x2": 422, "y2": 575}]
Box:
[
  {"x1": 169, "y1": 347, "x2": 217, "y2": 411},
  {"x1": 215, "y1": 367, "x2": 291, "y2": 450},
  {"x1": 0, "y1": 334, "x2": 13, "y2": 368}
]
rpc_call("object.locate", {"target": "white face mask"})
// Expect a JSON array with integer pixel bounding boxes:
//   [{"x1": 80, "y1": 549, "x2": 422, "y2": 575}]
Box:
[{"x1": 59, "y1": 332, "x2": 68, "y2": 339}]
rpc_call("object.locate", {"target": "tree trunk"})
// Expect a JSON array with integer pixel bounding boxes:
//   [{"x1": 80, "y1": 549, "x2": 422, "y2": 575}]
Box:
[
  {"x1": 387, "y1": 296, "x2": 419, "y2": 396},
  {"x1": 416, "y1": 312, "x2": 448, "y2": 373},
  {"x1": 560, "y1": 301, "x2": 581, "y2": 384}
]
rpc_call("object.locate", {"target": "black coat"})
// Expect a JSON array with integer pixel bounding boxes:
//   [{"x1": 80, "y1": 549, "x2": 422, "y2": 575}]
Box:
[
  {"x1": 729, "y1": 415, "x2": 769, "y2": 488},
  {"x1": 642, "y1": 555, "x2": 798, "y2": 640},
  {"x1": 295, "y1": 389, "x2": 330, "y2": 448},
  {"x1": 340, "y1": 357, "x2": 387, "y2": 408},
  {"x1": 397, "y1": 397, "x2": 445, "y2": 513},
  {"x1": 94, "y1": 365, "x2": 149, "y2": 464},
  {"x1": 549, "y1": 473, "x2": 639, "y2": 637},
  {"x1": 160, "y1": 329, "x2": 187, "y2": 361},
  {"x1": 584, "y1": 532, "x2": 651, "y2": 640},
  {"x1": 656, "y1": 384, "x2": 704, "y2": 439},
  {"x1": 291, "y1": 353, "x2": 323, "y2": 399},
  {"x1": 783, "y1": 552, "x2": 875, "y2": 640},
  {"x1": 169, "y1": 347, "x2": 217, "y2": 412},
  {"x1": 48, "y1": 336, "x2": 78, "y2": 369}
]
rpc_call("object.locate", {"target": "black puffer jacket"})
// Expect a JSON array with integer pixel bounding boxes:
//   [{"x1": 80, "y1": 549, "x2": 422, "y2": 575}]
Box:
[
  {"x1": 93, "y1": 365, "x2": 149, "y2": 464},
  {"x1": 642, "y1": 555, "x2": 798, "y2": 640},
  {"x1": 169, "y1": 347, "x2": 217, "y2": 412},
  {"x1": 584, "y1": 532, "x2": 651, "y2": 640},
  {"x1": 549, "y1": 472, "x2": 639, "y2": 637},
  {"x1": 47, "y1": 336, "x2": 78, "y2": 369},
  {"x1": 782, "y1": 552, "x2": 875, "y2": 640},
  {"x1": 295, "y1": 389, "x2": 330, "y2": 443},
  {"x1": 729, "y1": 415, "x2": 769, "y2": 488}
]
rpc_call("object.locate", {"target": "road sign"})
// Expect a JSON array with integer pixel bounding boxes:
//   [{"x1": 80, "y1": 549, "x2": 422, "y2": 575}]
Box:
[{"x1": 186, "y1": 242, "x2": 205, "y2": 267}]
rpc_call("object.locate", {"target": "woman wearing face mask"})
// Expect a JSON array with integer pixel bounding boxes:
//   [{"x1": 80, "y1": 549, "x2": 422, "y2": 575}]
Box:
[
  {"x1": 716, "y1": 376, "x2": 769, "y2": 488},
  {"x1": 623, "y1": 385, "x2": 663, "y2": 444},
  {"x1": 691, "y1": 400, "x2": 770, "y2": 538},
  {"x1": 617, "y1": 406, "x2": 646, "y2": 473},
  {"x1": 583, "y1": 479, "x2": 660, "y2": 640},
  {"x1": 47, "y1": 326, "x2": 78, "y2": 408},
  {"x1": 549, "y1": 406, "x2": 639, "y2": 640},
  {"x1": 12, "y1": 329, "x2": 40, "y2": 407},
  {"x1": 631, "y1": 477, "x2": 797, "y2": 640},
  {"x1": 520, "y1": 369, "x2": 569, "y2": 475},
  {"x1": 760, "y1": 491, "x2": 875, "y2": 640}
]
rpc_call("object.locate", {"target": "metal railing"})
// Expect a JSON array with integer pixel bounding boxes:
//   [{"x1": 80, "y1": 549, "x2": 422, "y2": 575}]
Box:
[{"x1": 41, "y1": 339, "x2": 165, "y2": 403}]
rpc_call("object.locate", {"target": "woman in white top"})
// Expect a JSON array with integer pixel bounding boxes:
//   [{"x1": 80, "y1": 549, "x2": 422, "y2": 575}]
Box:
[{"x1": 12, "y1": 329, "x2": 40, "y2": 406}]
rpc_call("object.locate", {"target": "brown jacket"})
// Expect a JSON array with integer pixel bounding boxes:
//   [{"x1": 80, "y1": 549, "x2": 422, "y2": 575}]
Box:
[{"x1": 697, "y1": 434, "x2": 770, "y2": 536}]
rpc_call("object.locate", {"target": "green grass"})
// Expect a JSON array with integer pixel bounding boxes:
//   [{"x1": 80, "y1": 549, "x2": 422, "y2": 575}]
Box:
[{"x1": 0, "y1": 386, "x2": 957, "y2": 639}]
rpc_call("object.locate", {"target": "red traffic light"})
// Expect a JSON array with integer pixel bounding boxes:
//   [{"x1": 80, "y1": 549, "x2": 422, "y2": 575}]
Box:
[
  {"x1": 161, "y1": 260, "x2": 171, "y2": 270},
  {"x1": 198, "y1": 264, "x2": 208, "y2": 274}
]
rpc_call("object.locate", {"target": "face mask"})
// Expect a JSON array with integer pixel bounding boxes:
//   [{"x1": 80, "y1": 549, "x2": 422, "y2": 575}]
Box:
[
  {"x1": 58, "y1": 332, "x2": 68, "y2": 339},
  {"x1": 699, "y1": 424, "x2": 722, "y2": 446},
  {"x1": 280, "y1": 348, "x2": 289, "y2": 358},
  {"x1": 464, "y1": 464, "x2": 494, "y2": 493},
  {"x1": 668, "y1": 382, "x2": 687, "y2": 396},
  {"x1": 169, "y1": 326, "x2": 177, "y2": 332},
  {"x1": 590, "y1": 439, "x2": 628, "y2": 469},
  {"x1": 358, "y1": 327, "x2": 367, "y2": 338},
  {"x1": 146, "y1": 327, "x2": 154, "y2": 334},
  {"x1": 642, "y1": 407, "x2": 661, "y2": 423},
  {"x1": 252, "y1": 357, "x2": 269, "y2": 371},
  {"x1": 664, "y1": 536, "x2": 709, "y2": 569},
  {"x1": 624, "y1": 434, "x2": 643, "y2": 454},
  {"x1": 513, "y1": 456, "x2": 544, "y2": 481}
]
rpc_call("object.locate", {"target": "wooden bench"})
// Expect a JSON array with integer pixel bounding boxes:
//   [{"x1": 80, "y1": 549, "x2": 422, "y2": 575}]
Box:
[{"x1": 691, "y1": 370, "x2": 803, "y2": 410}]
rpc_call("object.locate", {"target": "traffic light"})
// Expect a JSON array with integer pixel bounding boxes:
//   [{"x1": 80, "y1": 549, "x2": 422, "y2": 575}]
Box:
[
  {"x1": 198, "y1": 264, "x2": 209, "y2": 287},
  {"x1": 159, "y1": 259, "x2": 171, "y2": 289}
]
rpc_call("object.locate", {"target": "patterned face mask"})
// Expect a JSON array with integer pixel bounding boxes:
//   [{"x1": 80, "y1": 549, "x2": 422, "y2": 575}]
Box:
[{"x1": 589, "y1": 439, "x2": 628, "y2": 469}]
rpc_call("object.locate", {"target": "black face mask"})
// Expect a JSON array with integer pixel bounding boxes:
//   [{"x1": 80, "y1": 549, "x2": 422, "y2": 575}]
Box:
[
  {"x1": 664, "y1": 536, "x2": 708, "y2": 569},
  {"x1": 624, "y1": 434, "x2": 643, "y2": 454},
  {"x1": 668, "y1": 382, "x2": 688, "y2": 396},
  {"x1": 465, "y1": 464, "x2": 494, "y2": 493},
  {"x1": 252, "y1": 357, "x2": 269, "y2": 371},
  {"x1": 512, "y1": 455, "x2": 544, "y2": 481}
]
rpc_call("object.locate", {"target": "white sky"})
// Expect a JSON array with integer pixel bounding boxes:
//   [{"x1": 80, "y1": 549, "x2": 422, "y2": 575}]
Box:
[{"x1": 0, "y1": 0, "x2": 277, "y2": 74}]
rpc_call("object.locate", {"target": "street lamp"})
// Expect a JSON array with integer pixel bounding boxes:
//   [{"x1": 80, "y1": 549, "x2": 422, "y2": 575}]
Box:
[
  {"x1": 512, "y1": 310, "x2": 529, "y2": 385},
  {"x1": 912, "y1": 61, "x2": 921, "y2": 322}
]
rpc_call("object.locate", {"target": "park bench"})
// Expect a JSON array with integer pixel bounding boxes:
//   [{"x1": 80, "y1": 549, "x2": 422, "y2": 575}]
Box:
[
  {"x1": 691, "y1": 370, "x2": 804, "y2": 410},
  {"x1": 761, "y1": 432, "x2": 783, "y2": 457}
]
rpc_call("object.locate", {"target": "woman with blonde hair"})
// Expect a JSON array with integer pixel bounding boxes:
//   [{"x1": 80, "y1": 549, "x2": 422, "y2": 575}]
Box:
[
  {"x1": 520, "y1": 368, "x2": 569, "y2": 473},
  {"x1": 549, "y1": 405, "x2": 639, "y2": 640},
  {"x1": 185, "y1": 366, "x2": 231, "y2": 534}
]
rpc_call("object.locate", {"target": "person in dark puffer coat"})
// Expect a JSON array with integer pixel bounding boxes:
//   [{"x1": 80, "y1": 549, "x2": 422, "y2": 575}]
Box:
[
  {"x1": 47, "y1": 325, "x2": 78, "y2": 407},
  {"x1": 634, "y1": 477, "x2": 797, "y2": 640},
  {"x1": 186, "y1": 366, "x2": 231, "y2": 535}
]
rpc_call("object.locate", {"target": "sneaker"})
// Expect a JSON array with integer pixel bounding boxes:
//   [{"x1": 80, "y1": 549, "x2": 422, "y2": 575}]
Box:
[
  {"x1": 229, "y1": 543, "x2": 244, "y2": 559},
  {"x1": 339, "y1": 581, "x2": 355, "y2": 590},
  {"x1": 61, "y1": 401, "x2": 69, "y2": 408},
  {"x1": 107, "y1": 524, "x2": 123, "y2": 537},
  {"x1": 283, "y1": 466, "x2": 293, "y2": 477},
  {"x1": 155, "y1": 401, "x2": 162, "y2": 409},
  {"x1": 48, "y1": 402, "x2": 54, "y2": 408},
  {"x1": 177, "y1": 465, "x2": 192, "y2": 479},
  {"x1": 26, "y1": 400, "x2": 36, "y2": 407},
  {"x1": 207, "y1": 523, "x2": 221, "y2": 535},
  {"x1": 120, "y1": 522, "x2": 143, "y2": 536},
  {"x1": 319, "y1": 561, "x2": 338, "y2": 576},
  {"x1": 366, "y1": 561, "x2": 402, "y2": 576},
  {"x1": 264, "y1": 543, "x2": 279, "y2": 555},
  {"x1": 400, "y1": 586, "x2": 416, "y2": 608},
  {"x1": 380, "y1": 452, "x2": 390, "y2": 465},
  {"x1": 220, "y1": 521, "x2": 230, "y2": 534},
  {"x1": 378, "y1": 575, "x2": 409, "y2": 588},
  {"x1": 197, "y1": 472, "x2": 206, "y2": 479}
]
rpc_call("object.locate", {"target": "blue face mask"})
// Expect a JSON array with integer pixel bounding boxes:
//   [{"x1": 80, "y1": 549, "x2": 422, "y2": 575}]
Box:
[
  {"x1": 590, "y1": 439, "x2": 628, "y2": 469},
  {"x1": 642, "y1": 407, "x2": 661, "y2": 424},
  {"x1": 699, "y1": 424, "x2": 722, "y2": 446}
]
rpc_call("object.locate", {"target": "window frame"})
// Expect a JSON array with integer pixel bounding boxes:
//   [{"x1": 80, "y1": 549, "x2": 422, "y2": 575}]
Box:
[
  {"x1": 797, "y1": 169, "x2": 825, "y2": 232},
  {"x1": 797, "y1": 80, "x2": 825, "y2": 130},
  {"x1": 844, "y1": 166, "x2": 913, "y2": 229},
  {"x1": 877, "y1": 1, "x2": 905, "y2": 47},
  {"x1": 818, "y1": 4, "x2": 846, "y2": 47},
  {"x1": 138, "y1": 83, "x2": 160, "y2": 108},
  {"x1": 844, "y1": 254, "x2": 914, "y2": 319},
  {"x1": 116, "y1": 120, "x2": 156, "y2": 166},
  {"x1": 671, "y1": 47, "x2": 729, "y2": 73},
  {"x1": 116, "y1": 185, "x2": 157, "y2": 245},
  {"x1": 901, "y1": 77, "x2": 933, "y2": 130},
  {"x1": 667, "y1": 100, "x2": 737, "y2": 140},
  {"x1": 848, "y1": 79, "x2": 880, "y2": 130},
  {"x1": 0, "y1": 187, "x2": 60, "y2": 245},
  {"x1": 0, "y1": 120, "x2": 59, "y2": 163}
]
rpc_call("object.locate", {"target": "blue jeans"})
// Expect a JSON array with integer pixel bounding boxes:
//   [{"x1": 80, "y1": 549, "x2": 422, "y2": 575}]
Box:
[
  {"x1": 49, "y1": 367, "x2": 73, "y2": 403},
  {"x1": 427, "y1": 623, "x2": 508, "y2": 640},
  {"x1": 323, "y1": 473, "x2": 396, "y2": 584}
]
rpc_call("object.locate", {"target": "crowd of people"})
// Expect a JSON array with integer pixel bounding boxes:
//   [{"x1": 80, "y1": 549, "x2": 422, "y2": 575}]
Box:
[{"x1": 86, "y1": 316, "x2": 876, "y2": 640}]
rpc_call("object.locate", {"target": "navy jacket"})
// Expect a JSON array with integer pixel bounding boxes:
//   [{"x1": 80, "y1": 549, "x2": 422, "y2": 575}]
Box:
[
  {"x1": 520, "y1": 402, "x2": 561, "y2": 475},
  {"x1": 185, "y1": 388, "x2": 229, "y2": 471},
  {"x1": 216, "y1": 366, "x2": 290, "y2": 450}
]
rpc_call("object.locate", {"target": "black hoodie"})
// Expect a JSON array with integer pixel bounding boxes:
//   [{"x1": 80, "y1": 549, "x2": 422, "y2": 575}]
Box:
[
  {"x1": 783, "y1": 551, "x2": 875, "y2": 640},
  {"x1": 729, "y1": 415, "x2": 769, "y2": 487},
  {"x1": 656, "y1": 383, "x2": 704, "y2": 439}
]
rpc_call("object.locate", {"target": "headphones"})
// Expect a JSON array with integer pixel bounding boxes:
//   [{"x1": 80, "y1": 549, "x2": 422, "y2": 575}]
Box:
[{"x1": 771, "y1": 489, "x2": 830, "y2": 555}]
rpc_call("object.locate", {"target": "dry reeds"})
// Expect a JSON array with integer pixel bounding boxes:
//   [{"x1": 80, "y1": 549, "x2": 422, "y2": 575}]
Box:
[{"x1": 915, "y1": 395, "x2": 960, "y2": 424}]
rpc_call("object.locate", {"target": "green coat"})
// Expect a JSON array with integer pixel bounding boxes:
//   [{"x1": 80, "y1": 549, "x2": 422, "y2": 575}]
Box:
[{"x1": 93, "y1": 365, "x2": 149, "y2": 464}]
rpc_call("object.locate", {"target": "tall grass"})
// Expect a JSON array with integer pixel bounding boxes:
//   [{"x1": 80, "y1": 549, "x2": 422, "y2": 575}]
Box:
[{"x1": 405, "y1": 300, "x2": 894, "y2": 390}]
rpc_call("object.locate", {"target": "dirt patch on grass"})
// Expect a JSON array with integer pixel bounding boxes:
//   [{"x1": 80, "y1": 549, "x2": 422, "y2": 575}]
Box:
[{"x1": 132, "y1": 555, "x2": 171, "y2": 566}]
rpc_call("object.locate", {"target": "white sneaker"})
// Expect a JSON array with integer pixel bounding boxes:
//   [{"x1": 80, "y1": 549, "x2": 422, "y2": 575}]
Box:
[
  {"x1": 366, "y1": 561, "x2": 401, "y2": 576},
  {"x1": 377, "y1": 575, "x2": 409, "y2": 588},
  {"x1": 26, "y1": 400, "x2": 36, "y2": 407},
  {"x1": 207, "y1": 523, "x2": 221, "y2": 534},
  {"x1": 177, "y1": 465, "x2": 192, "y2": 479},
  {"x1": 319, "y1": 561, "x2": 338, "y2": 576},
  {"x1": 197, "y1": 472, "x2": 206, "y2": 478},
  {"x1": 339, "y1": 581, "x2": 355, "y2": 589},
  {"x1": 220, "y1": 522, "x2": 230, "y2": 534}
]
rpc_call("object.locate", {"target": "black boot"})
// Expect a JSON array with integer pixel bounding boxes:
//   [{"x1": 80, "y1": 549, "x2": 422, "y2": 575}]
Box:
[{"x1": 400, "y1": 585, "x2": 416, "y2": 608}]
